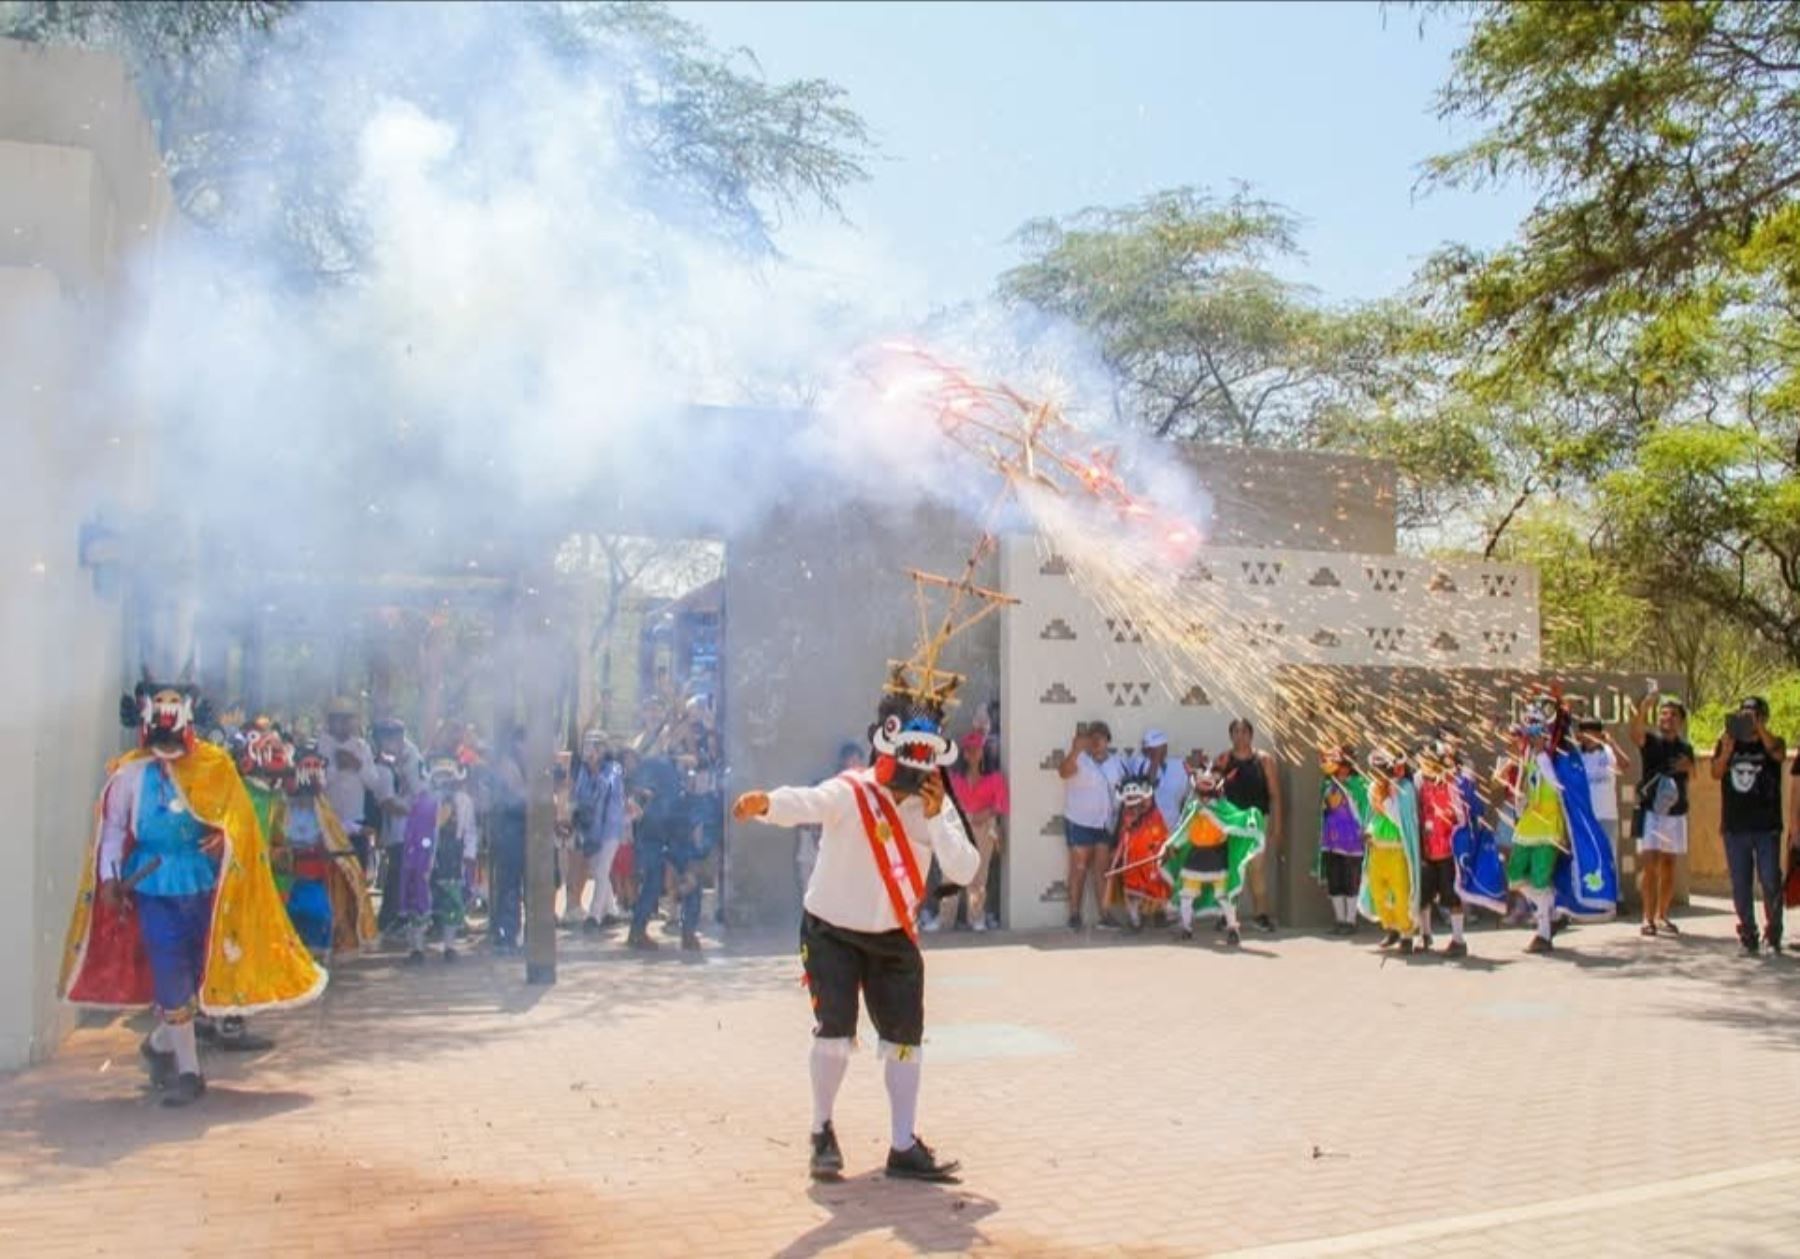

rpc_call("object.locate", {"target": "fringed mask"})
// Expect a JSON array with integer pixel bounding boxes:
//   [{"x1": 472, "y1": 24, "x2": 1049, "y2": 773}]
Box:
[
  {"x1": 238, "y1": 717, "x2": 293, "y2": 786},
  {"x1": 1189, "y1": 756, "x2": 1224, "y2": 801},
  {"x1": 119, "y1": 664, "x2": 210, "y2": 758},
  {"x1": 871, "y1": 697, "x2": 957, "y2": 795},
  {"x1": 291, "y1": 743, "x2": 328, "y2": 795},
  {"x1": 1117, "y1": 769, "x2": 1156, "y2": 812},
  {"x1": 428, "y1": 756, "x2": 466, "y2": 795}
]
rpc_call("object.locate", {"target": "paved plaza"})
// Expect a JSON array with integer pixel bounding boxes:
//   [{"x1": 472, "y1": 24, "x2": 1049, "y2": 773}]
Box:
[{"x1": 5, "y1": 900, "x2": 1800, "y2": 1257}]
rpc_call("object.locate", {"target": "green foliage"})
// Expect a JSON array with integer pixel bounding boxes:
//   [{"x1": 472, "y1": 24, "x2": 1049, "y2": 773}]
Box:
[
  {"x1": 1692, "y1": 673, "x2": 1800, "y2": 749},
  {"x1": 998, "y1": 186, "x2": 1394, "y2": 446},
  {"x1": 1418, "y1": 1, "x2": 1800, "y2": 665},
  {"x1": 1427, "y1": 0, "x2": 1800, "y2": 365},
  {"x1": 2, "y1": 0, "x2": 872, "y2": 272}
]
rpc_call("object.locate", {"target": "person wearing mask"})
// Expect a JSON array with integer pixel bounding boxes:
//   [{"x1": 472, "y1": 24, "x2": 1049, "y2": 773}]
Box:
[
  {"x1": 1629, "y1": 687, "x2": 1694, "y2": 938},
  {"x1": 949, "y1": 730, "x2": 1009, "y2": 932},
  {"x1": 1712, "y1": 696, "x2": 1788, "y2": 957},
  {"x1": 1220, "y1": 718, "x2": 1283, "y2": 933},
  {"x1": 1058, "y1": 720, "x2": 1124, "y2": 931},
  {"x1": 572, "y1": 730, "x2": 628, "y2": 932}
]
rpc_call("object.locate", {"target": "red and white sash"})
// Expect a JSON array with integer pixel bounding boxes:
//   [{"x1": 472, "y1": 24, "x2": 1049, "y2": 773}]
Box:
[{"x1": 840, "y1": 772, "x2": 927, "y2": 941}]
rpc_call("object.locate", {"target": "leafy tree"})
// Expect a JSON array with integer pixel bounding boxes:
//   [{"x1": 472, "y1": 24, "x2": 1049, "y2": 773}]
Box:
[
  {"x1": 3, "y1": 0, "x2": 871, "y2": 274},
  {"x1": 998, "y1": 186, "x2": 1392, "y2": 446}
]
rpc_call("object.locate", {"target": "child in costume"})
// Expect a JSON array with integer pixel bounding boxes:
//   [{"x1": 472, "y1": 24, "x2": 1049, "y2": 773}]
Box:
[
  {"x1": 428, "y1": 756, "x2": 477, "y2": 959},
  {"x1": 1502, "y1": 693, "x2": 1620, "y2": 954},
  {"x1": 1111, "y1": 765, "x2": 1172, "y2": 931},
  {"x1": 60, "y1": 669, "x2": 325, "y2": 1106},
  {"x1": 1316, "y1": 746, "x2": 1368, "y2": 936},
  {"x1": 1358, "y1": 749, "x2": 1420, "y2": 954},
  {"x1": 1414, "y1": 747, "x2": 1468, "y2": 957},
  {"x1": 284, "y1": 742, "x2": 377, "y2": 960},
  {"x1": 1162, "y1": 758, "x2": 1266, "y2": 947},
  {"x1": 398, "y1": 768, "x2": 449, "y2": 963},
  {"x1": 1447, "y1": 742, "x2": 1509, "y2": 922}
]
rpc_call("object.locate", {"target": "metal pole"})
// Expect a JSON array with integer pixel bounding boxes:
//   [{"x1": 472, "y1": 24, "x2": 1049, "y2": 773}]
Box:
[{"x1": 522, "y1": 584, "x2": 559, "y2": 986}]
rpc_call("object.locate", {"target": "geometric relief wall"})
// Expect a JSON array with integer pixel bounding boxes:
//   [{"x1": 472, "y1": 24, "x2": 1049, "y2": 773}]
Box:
[{"x1": 999, "y1": 536, "x2": 1541, "y2": 930}]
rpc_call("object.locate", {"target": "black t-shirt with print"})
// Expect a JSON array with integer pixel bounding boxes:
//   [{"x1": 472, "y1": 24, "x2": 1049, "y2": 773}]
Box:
[
  {"x1": 1717, "y1": 735, "x2": 1785, "y2": 834},
  {"x1": 1638, "y1": 733, "x2": 1693, "y2": 817}
]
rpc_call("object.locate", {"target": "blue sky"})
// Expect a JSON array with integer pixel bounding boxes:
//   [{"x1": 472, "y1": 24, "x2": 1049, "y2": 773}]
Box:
[{"x1": 668, "y1": 0, "x2": 1533, "y2": 307}]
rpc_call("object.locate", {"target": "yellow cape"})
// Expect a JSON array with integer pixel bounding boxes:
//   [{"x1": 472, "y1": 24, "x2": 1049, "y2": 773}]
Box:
[
  {"x1": 60, "y1": 743, "x2": 327, "y2": 1015},
  {"x1": 317, "y1": 796, "x2": 379, "y2": 954}
]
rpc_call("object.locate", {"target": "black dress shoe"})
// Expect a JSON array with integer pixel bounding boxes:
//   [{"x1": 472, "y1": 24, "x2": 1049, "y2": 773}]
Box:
[
  {"x1": 626, "y1": 932, "x2": 660, "y2": 951},
  {"x1": 139, "y1": 1038, "x2": 176, "y2": 1090},
  {"x1": 809, "y1": 1121, "x2": 844, "y2": 1180},
  {"x1": 681, "y1": 931, "x2": 702, "y2": 952},
  {"x1": 886, "y1": 1135, "x2": 960, "y2": 1182},
  {"x1": 202, "y1": 1017, "x2": 273, "y2": 1052},
  {"x1": 161, "y1": 1072, "x2": 207, "y2": 1108}
]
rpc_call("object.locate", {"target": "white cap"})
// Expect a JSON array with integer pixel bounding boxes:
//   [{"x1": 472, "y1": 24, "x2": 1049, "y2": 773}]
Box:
[{"x1": 1142, "y1": 729, "x2": 1169, "y2": 750}]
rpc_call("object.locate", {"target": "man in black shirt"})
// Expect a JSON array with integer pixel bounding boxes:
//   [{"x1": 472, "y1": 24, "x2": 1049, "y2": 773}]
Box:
[
  {"x1": 1220, "y1": 718, "x2": 1282, "y2": 933},
  {"x1": 1713, "y1": 696, "x2": 1789, "y2": 956}
]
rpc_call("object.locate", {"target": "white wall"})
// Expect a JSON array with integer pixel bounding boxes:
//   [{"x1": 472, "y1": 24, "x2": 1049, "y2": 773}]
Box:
[
  {"x1": 1000, "y1": 537, "x2": 1542, "y2": 930},
  {"x1": 0, "y1": 40, "x2": 169, "y2": 1068}
]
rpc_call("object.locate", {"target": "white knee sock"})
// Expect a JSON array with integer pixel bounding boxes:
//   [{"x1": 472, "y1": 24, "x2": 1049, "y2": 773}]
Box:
[
  {"x1": 1451, "y1": 911, "x2": 1465, "y2": 945},
  {"x1": 1222, "y1": 898, "x2": 1239, "y2": 930},
  {"x1": 168, "y1": 1020, "x2": 200, "y2": 1075},
  {"x1": 1336, "y1": 895, "x2": 1353, "y2": 924},
  {"x1": 810, "y1": 1038, "x2": 852, "y2": 1133},
  {"x1": 1179, "y1": 892, "x2": 1195, "y2": 930},
  {"x1": 1533, "y1": 888, "x2": 1555, "y2": 938},
  {"x1": 149, "y1": 1021, "x2": 173, "y2": 1053},
  {"x1": 880, "y1": 1043, "x2": 921, "y2": 1152},
  {"x1": 407, "y1": 919, "x2": 427, "y2": 952}
]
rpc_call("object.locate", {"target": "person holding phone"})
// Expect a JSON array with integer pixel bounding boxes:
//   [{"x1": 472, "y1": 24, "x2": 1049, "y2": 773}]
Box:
[
  {"x1": 1059, "y1": 720, "x2": 1125, "y2": 930},
  {"x1": 1629, "y1": 685, "x2": 1693, "y2": 937},
  {"x1": 1713, "y1": 696, "x2": 1788, "y2": 956}
]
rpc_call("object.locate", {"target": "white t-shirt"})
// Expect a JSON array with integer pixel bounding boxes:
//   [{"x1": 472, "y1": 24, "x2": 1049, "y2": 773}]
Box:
[
  {"x1": 1581, "y1": 745, "x2": 1620, "y2": 822},
  {"x1": 1064, "y1": 751, "x2": 1125, "y2": 830}
]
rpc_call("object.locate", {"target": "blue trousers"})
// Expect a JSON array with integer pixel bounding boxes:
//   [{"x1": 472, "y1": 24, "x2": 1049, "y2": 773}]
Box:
[
  {"x1": 1724, "y1": 830, "x2": 1783, "y2": 946},
  {"x1": 632, "y1": 840, "x2": 702, "y2": 936},
  {"x1": 490, "y1": 837, "x2": 524, "y2": 946},
  {"x1": 137, "y1": 892, "x2": 211, "y2": 1016},
  {"x1": 286, "y1": 877, "x2": 334, "y2": 954}
]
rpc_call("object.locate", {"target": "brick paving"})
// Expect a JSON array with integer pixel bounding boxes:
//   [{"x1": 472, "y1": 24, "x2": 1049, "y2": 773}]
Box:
[{"x1": 5, "y1": 900, "x2": 1800, "y2": 1256}]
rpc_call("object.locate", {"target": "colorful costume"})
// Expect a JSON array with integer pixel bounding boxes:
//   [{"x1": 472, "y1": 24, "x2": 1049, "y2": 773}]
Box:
[
  {"x1": 284, "y1": 743, "x2": 377, "y2": 958},
  {"x1": 1111, "y1": 769, "x2": 1172, "y2": 928},
  {"x1": 60, "y1": 672, "x2": 325, "y2": 1106},
  {"x1": 1357, "y1": 754, "x2": 1420, "y2": 947},
  {"x1": 1449, "y1": 762, "x2": 1508, "y2": 916},
  {"x1": 1414, "y1": 753, "x2": 1470, "y2": 956},
  {"x1": 1504, "y1": 698, "x2": 1620, "y2": 952},
  {"x1": 1315, "y1": 750, "x2": 1368, "y2": 934},
  {"x1": 1162, "y1": 764, "x2": 1265, "y2": 944},
  {"x1": 744, "y1": 554, "x2": 994, "y2": 1185}
]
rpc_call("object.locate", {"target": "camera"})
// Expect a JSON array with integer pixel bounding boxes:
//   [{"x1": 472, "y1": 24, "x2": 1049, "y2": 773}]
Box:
[{"x1": 1728, "y1": 712, "x2": 1758, "y2": 743}]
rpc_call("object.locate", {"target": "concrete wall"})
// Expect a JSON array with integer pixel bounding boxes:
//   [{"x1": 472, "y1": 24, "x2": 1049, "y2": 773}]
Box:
[
  {"x1": 1177, "y1": 447, "x2": 1397, "y2": 554},
  {"x1": 1000, "y1": 540, "x2": 1542, "y2": 929},
  {"x1": 722, "y1": 503, "x2": 1000, "y2": 927},
  {"x1": 0, "y1": 41, "x2": 169, "y2": 1068}
]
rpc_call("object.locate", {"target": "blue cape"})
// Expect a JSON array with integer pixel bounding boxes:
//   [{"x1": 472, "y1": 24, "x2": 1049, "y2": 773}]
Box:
[
  {"x1": 1550, "y1": 744, "x2": 1619, "y2": 921},
  {"x1": 1450, "y1": 773, "x2": 1509, "y2": 915}
]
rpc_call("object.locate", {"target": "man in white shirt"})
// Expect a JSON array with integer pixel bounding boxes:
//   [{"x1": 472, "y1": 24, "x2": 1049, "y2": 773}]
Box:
[
  {"x1": 734, "y1": 693, "x2": 978, "y2": 1185},
  {"x1": 1059, "y1": 720, "x2": 1125, "y2": 930},
  {"x1": 317, "y1": 697, "x2": 385, "y2": 875},
  {"x1": 1138, "y1": 729, "x2": 1189, "y2": 833},
  {"x1": 1575, "y1": 717, "x2": 1622, "y2": 852}
]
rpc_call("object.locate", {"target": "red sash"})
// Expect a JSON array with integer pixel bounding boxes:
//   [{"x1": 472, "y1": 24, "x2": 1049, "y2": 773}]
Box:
[{"x1": 841, "y1": 773, "x2": 927, "y2": 942}]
